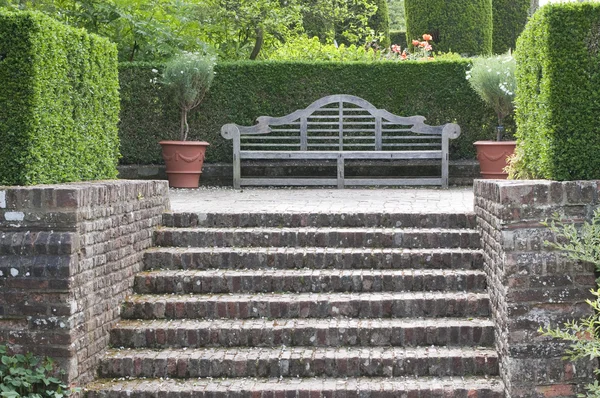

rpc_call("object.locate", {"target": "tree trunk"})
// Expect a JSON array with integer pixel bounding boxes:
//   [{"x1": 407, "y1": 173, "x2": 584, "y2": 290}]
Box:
[{"x1": 249, "y1": 27, "x2": 264, "y2": 60}]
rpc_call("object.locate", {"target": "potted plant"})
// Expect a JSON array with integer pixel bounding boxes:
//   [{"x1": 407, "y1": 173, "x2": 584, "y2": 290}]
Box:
[
  {"x1": 159, "y1": 51, "x2": 216, "y2": 188},
  {"x1": 466, "y1": 52, "x2": 517, "y2": 179}
]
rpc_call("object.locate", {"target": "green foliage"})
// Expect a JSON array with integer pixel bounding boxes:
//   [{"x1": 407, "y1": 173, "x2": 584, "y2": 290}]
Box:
[
  {"x1": 390, "y1": 30, "x2": 407, "y2": 46},
  {"x1": 1, "y1": 0, "x2": 389, "y2": 61},
  {"x1": 492, "y1": 0, "x2": 530, "y2": 54},
  {"x1": 512, "y1": 3, "x2": 600, "y2": 181},
  {"x1": 161, "y1": 52, "x2": 216, "y2": 140},
  {"x1": 539, "y1": 210, "x2": 600, "y2": 398},
  {"x1": 1, "y1": 0, "x2": 210, "y2": 62},
  {"x1": 404, "y1": 0, "x2": 493, "y2": 55},
  {"x1": 368, "y1": 0, "x2": 391, "y2": 48},
  {"x1": 198, "y1": 0, "x2": 304, "y2": 60},
  {"x1": 332, "y1": 0, "x2": 378, "y2": 47},
  {"x1": 0, "y1": 10, "x2": 120, "y2": 186},
  {"x1": 118, "y1": 60, "x2": 507, "y2": 165},
  {"x1": 466, "y1": 53, "x2": 516, "y2": 139},
  {"x1": 387, "y1": 0, "x2": 405, "y2": 31},
  {"x1": 544, "y1": 211, "x2": 600, "y2": 268},
  {"x1": 268, "y1": 36, "x2": 379, "y2": 61},
  {"x1": 298, "y1": 0, "x2": 377, "y2": 45},
  {"x1": 0, "y1": 345, "x2": 78, "y2": 398}
]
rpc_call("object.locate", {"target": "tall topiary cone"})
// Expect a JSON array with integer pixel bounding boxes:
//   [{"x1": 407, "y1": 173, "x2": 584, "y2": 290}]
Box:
[
  {"x1": 404, "y1": 0, "x2": 493, "y2": 56},
  {"x1": 369, "y1": 0, "x2": 391, "y2": 48}
]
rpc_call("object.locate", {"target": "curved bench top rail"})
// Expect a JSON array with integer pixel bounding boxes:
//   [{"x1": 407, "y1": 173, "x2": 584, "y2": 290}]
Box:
[{"x1": 221, "y1": 94, "x2": 460, "y2": 139}]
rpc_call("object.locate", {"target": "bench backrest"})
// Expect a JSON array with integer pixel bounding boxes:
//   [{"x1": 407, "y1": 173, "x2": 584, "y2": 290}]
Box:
[{"x1": 222, "y1": 95, "x2": 459, "y2": 152}]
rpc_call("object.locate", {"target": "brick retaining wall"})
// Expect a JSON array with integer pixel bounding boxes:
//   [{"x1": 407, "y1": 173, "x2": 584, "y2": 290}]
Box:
[
  {"x1": 474, "y1": 180, "x2": 598, "y2": 398},
  {"x1": 0, "y1": 180, "x2": 169, "y2": 385}
]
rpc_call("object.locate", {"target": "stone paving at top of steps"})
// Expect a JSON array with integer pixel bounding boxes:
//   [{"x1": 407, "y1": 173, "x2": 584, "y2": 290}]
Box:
[
  {"x1": 120, "y1": 291, "x2": 490, "y2": 320},
  {"x1": 167, "y1": 187, "x2": 474, "y2": 215},
  {"x1": 109, "y1": 317, "x2": 495, "y2": 349},
  {"x1": 153, "y1": 227, "x2": 480, "y2": 249},
  {"x1": 97, "y1": 346, "x2": 499, "y2": 379},
  {"x1": 143, "y1": 246, "x2": 484, "y2": 271},
  {"x1": 85, "y1": 376, "x2": 505, "y2": 398},
  {"x1": 133, "y1": 268, "x2": 488, "y2": 294}
]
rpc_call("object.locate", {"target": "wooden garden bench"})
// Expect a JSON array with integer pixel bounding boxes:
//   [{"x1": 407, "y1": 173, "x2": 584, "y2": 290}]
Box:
[{"x1": 221, "y1": 94, "x2": 461, "y2": 189}]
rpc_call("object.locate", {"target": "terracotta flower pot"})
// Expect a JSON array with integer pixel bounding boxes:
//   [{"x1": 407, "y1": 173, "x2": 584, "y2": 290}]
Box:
[
  {"x1": 160, "y1": 141, "x2": 209, "y2": 188},
  {"x1": 474, "y1": 141, "x2": 516, "y2": 179}
]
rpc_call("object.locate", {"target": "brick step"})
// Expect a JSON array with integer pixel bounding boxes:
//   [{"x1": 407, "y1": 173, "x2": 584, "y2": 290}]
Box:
[
  {"x1": 144, "y1": 247, "x2": 483, "y2": 271},
  {"x1": 163, "y1": 211, "x2": 477, "y2": 229},
  {"x1": 110, "y1": 318, "x2": 495, "y2": 348},
  {"x1": 99, "y1": 346, "x2": 499, "y2": 379},
  {"x1": 85, "y1": 376, "x2": 505, "y2": 398},
  {"x1": 154, "y1": 227, "x2": 480, "y2": 249},
  {"x1": 121, "y1": 292, "x2": 490, "y2": 320},
  {"x1": 134, "y1": 269, "x2": 488, "y2": 294}
]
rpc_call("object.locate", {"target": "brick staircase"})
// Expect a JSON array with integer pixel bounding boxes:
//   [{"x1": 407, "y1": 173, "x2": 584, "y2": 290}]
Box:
[{"x1": 85, "y1": 211, "x2": 504, "y2": 397}]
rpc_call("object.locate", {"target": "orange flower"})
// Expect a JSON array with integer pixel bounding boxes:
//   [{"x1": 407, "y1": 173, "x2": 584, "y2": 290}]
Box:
[
  {"x1": 418, "y1": 41, "x2": 426, "y2": 48},
  {"x1": 401, "y1": 51, "x2": 407, "y2": 60},
  {"x1": 412, "y1": 39, "x2": 420, "y2": 46},
  {"x1": 423, "y1": 34, "x2": 433, "y2": 41}
]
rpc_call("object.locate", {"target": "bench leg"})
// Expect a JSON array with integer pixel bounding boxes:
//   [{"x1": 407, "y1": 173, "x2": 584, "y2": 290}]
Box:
[
  {"x1": 233, "y1": 153, "x2": 241, "y2": 189},
  {"x1": 233, "y1": 137, "x2": 241, "y2": 189},
  {"x1": 337, "y1": 155, "x2": 345, "y2": 189}
]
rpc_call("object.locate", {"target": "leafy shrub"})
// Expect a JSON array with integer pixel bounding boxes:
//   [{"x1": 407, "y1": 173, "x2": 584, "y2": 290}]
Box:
[
  {"x1": 161, "y1": 52, "x2": 217, "y2": 141},
  {"x1": 492, "y1": 0, "x2": 530, "y2": 54},
  {"x1": 0, "y1": 10, "x2": 120, "y2": 186},
  {"x1": 539, "y1": 211, "x2": 600, "y2": 398},
  {"x1": 300, "y1": 0, "x2": 378, "y2": 47},
  {"x1": 390, "y1": 30, "x2": 407, "y2": 46},
  {"x1": 466, "y1": 53, "x2": 516, "y2": 140},
  {"x1": 512, "y1": 3, "x2": 600, "y2": 180},
  {"x1": 367, "y1": 0, "x2": 391, "y2": 48},
  {"x1": 0, "y1": 345, "x2": 77, "y2": 398},
  {"x1": 118, "y1": 60, "x2": 505, "y2": 164},
  {"x1": 268, "y1": 37, "x2": 379, "y2": 61},
  {"x1": 404, "y1": 0, "x2": 493, "y2": 55}
]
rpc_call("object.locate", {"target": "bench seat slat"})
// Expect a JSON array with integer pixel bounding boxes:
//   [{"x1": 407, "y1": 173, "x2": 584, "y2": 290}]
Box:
[
  {"x1": 242, "y1": 136, "x2": 299, "y2": 140},
  {"x1": 242, "y1": 144, "x2": 301, "y2": 147},
  {"x1": 239, "y1": 150, "x2": 443, "y2": 160}
]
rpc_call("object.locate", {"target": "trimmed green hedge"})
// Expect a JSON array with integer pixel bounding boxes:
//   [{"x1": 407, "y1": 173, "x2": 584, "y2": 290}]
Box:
[
  {"x1": 513, "y1": 3, "x2": 600, "y2": 180},
  {"x1": 0, "y1": 11, "x2": 120, "y2": 186},
  {"x1": 390, "y1": 30, "x2": 407, "y2": 46},
  {"x1": 492, "y1": 0, "x2": 530, "y2": 54},
  {"x1": 404, "y1": 0, "x2": 493, "y2": 55},
  {"x1": 119, "y1": 60, "x2": 510, "y2": 164}
]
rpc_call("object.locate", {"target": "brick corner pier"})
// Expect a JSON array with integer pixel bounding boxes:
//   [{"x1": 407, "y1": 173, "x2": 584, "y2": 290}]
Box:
[
  {"x1": 0, "y1": 180, "x2": 169, "y2": 384},
  {"x1": 474, "y1": 179, "x2": 598, "y2": 398}
]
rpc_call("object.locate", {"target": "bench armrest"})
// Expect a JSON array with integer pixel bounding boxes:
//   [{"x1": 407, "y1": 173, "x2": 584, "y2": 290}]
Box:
[
  {"x1": 221, "y1": 123, "x2": 240, "y2": 140},
  {"x1": 443, "y1": 123, "x2": 461, "y2": 140}
]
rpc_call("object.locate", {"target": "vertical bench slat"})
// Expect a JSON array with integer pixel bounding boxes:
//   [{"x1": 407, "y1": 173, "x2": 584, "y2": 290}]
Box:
[
  {"x1": 338, "y1": 101, "x2": 344, "y2": 151},
  {"x1": 375, "y1": 117, "x2": 382, "y2": 151}
]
